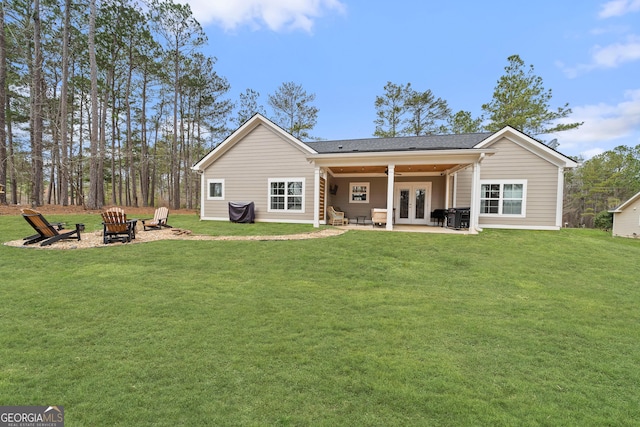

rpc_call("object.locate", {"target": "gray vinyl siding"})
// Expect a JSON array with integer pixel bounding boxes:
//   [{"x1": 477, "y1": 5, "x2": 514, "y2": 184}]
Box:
[
  {"x1": 202, "y1": 124, "x2": 315, "y2": 222},
  {"x1": 612, "y1": 199, "x2": 640, "y2": 237},
  {"x1": 325, "y1": 175, "x2": 448, "y2": 221},
  {"x1": 479, "y1": 138, "x2": 559, "y2": 228},
  {"x1": 326, "y1": 177, "x2": 387, "y2": 220},
  {"x1": 454, "y1": 167, "x2": 473, "y2": 208}
]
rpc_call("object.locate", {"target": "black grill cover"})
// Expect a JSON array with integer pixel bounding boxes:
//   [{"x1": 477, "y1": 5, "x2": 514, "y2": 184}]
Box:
[{"x1": 229, "y1": 201, "x2": 255, "y2": 223}]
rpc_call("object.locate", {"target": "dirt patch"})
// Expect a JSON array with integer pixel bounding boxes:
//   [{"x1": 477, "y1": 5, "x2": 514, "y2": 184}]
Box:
[
  {"x1": 2, "y1": 205, "x2": 347, "y2": 249},
  {"x1": 4, "y1": 227, "x2": 347, "y2": 249}
]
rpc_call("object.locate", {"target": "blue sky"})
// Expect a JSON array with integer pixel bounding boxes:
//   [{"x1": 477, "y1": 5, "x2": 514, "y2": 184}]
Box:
[{"x1": 179, "y1": 0, "x2": 640, "y2": 159}]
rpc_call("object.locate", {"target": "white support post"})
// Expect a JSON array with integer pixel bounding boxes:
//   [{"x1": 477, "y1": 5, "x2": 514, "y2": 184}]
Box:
[
  {"x1": 313, "y1": 166, "x2": 321, "y2": 228},
  {"x1": 470, "y1": 155, "x2": 484, "y2": 233},
  {"x1": 470, "y1": 161, "x2": 478, "y2": 232},
  {"x1": 386, "y1": 164, "x2": 395, "y2": 230},
  {"x1": 445, "y1": 173, "x2": 450, "y2": 209}
]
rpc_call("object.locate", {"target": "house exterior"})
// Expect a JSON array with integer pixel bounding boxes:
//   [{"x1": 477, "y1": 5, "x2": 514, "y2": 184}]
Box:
[
  {"x1": 192, "y1": 114, "x2": 578, "y2": 232},
  {"x1": 610, "y1": 191, "x2": 640, "y2": 238}
]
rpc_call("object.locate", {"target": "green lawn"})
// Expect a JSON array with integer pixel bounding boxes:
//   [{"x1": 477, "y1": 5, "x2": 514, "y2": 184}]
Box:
[{"x1": 1, "y1": 214, "x2": 639, "y2": 426}]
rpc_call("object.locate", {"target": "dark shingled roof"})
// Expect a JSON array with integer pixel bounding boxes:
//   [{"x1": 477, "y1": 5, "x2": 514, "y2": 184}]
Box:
[{"x1": 304, "y1": 132, "x2": 494, "y2": 154}]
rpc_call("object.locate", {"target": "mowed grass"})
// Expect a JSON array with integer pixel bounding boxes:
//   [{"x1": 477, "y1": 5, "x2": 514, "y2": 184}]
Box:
[{"x1": 1, "y1": 214, "x2": 639, "y2": 425}]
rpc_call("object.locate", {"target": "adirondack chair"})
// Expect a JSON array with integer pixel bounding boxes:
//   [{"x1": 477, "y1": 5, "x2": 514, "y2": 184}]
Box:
[
  {"x1": 141, "y1": 207, "x2": 171, "y2": 231},
  {"x1": 21, "y1": 208, "x2": 82, "y2": 246},
  {"x1": 102, "y1": 209, "x2": 134, "y2": 244}
]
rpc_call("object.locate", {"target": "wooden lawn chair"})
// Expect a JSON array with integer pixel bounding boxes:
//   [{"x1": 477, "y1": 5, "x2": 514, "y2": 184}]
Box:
[
  {"x1": 102, "y1": 208, "x2": 134, "y2": 244},
  {"x1": 21, "y1": 208, "x2": 82, "y2": 246},
  {"x1": 141, "y1": 207, "x2": 171, "y2": 231}
]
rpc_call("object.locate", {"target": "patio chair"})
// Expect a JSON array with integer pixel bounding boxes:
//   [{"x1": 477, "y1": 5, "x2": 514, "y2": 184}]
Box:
[
  {"x1": 141, "y1": 207, "x2": 171, "y2": 231},
  {"x1": 371, "y1": 208, "x2": 387, "y2": 227},
  {"x1": 102, "y1": 209, "x2": 134, "y2": 244},
  {"x1": 21, "y1": 208, "x2": 82, "y2": 246},
  {"x1": 327, "y1": 206, "x2": 348, "y2": 226}
]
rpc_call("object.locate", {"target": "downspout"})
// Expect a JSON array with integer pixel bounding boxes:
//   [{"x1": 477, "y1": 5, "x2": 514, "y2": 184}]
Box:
[
  {"x1": 556, "y1": 167, "x2": 565, "y2": 229},
  {"x1": 313, "y1": 166, "x2": 320, "y2": 228}
]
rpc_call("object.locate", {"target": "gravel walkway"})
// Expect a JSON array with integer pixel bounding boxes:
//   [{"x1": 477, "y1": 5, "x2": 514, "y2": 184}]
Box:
[{"x1": 4, "y1": 227, "x2": 347, "y2": 250}]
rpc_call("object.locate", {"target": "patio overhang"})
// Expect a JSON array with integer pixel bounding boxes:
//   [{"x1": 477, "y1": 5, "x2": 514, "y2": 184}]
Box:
[
  {"x1": 307, "y1": 148, "x2": 496, "y2": 176},
  {"x1": 308, "y1": 149, "x2": 496, "y2": 231}
]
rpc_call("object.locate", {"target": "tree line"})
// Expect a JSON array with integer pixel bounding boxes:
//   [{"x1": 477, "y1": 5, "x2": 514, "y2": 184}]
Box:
[
  {"x1": 372, "y1": 55, "x2": 640, "y2": 228},
  {"x1": 0, "y1": 0, "x2": 632, "y2": 227},
  {"x1": 373, "y1": 55, "x2": 582, "y2": 138},
  {"x1": 0, "y1": 0, "x2": 317, "y2": 210}
]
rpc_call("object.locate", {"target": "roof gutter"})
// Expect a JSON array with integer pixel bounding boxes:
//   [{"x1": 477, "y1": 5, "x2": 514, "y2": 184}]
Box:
[{"x1": 307, "y1": 148, "x2": 496, "y2": 167}]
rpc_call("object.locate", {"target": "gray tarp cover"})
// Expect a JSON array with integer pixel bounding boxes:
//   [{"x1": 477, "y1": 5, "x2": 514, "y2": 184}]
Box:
[{"x1": 229, "y1": 202, "x2": 255, "y2": 223}]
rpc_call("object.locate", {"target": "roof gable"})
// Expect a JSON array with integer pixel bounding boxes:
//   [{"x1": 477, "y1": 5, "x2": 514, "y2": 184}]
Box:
[
  {"x1": 192, "y1": 114, "x2": 316, "y2": 171},
  {"x1": 474, "y1": 126, "x2": 578, "y2": 168},
  {"x1": 611, "y1": 191, "x2": 640, "y2": 213}
]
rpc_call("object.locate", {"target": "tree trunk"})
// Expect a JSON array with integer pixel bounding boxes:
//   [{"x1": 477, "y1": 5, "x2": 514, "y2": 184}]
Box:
[
  {"x1": 125, "y1": 45, "x2": 137, "y2": 206},
  {"x1": 59, "y1": 0, "x2": 71, "y2": 205},
  {"x1": 172, "y1": 41, "x2": 180, "y2": 210},
  {"x1": 140, "y1": 72, "x2": 149, "y2": 206},
  {"x1": 87, "y1": 0, "x2": 101, "y2": 209},
  {"x1": 7, "y1": 92, "x2": 16, "y2": 204},
  {"x1": 31, "y1": 0, "x2": 44, "y2": 206},
  {"x1": 0, "y1": 1, "x2": 6, "y2": 205}
]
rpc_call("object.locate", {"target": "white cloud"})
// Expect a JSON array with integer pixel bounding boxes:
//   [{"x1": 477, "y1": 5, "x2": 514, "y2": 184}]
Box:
[
  {"x1": 598, "y1": 0, "x2": 640, "y2": 19},
  {"x1": 178, "y1": 0, "x2": 346, "y2": 32},
  {"x1": 560, "y1": 35, "x2": 640, "y2": 77},
  {"x1": 599, "y1": 0, "x2": 640, "y2": 18},
  {"x1": 549, "y1": 89, "x2": 640, "y2": 156},
  {"x1": 591, "y1": 35, "x2": 640, "y2": 67},
  {"x1": 581, "y1": 148, "x2": 605, "y2": 159}
]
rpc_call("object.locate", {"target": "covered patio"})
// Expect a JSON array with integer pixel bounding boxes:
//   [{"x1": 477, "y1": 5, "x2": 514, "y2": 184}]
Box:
[
  {"x1": 310, "y1": 149, "x2": 494, "y2": 234},
  {"x1": 336, "y1": 222, "x2": 473, "y2": 234}
]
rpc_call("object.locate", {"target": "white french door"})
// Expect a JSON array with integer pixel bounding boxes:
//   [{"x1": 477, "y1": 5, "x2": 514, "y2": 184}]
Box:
[{"x1": 394, "y1": 183, "x2": 432, "y2": 225}]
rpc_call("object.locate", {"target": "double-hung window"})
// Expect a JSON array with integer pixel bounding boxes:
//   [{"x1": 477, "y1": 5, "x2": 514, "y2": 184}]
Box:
[
  {"x1": 350, "y1": 182, "x2": 369, "y2": 203},
  {"x1": 207, "y1": 179, "x2": 224, "y2": 200},
  {"x1": 480, "y1": 180, "x2": 526, "y2": 216},
  {"x1": 268, "y1": 178, "x2": 305, "y2": 212}
]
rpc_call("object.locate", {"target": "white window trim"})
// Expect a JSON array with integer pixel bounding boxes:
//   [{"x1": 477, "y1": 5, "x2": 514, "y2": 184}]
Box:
[
  {"x1": 267, "y1": 178, "x2": 306, "y2": 213},
  {"x1": 479, "y1": 179, "x2": 527, "y2": 217},
  {"x1": 207, "y1": 178, "x2": 225, "y2": 201},
  {"x1": 349, "y1": 182, "x2": 370, "y2": 204}
]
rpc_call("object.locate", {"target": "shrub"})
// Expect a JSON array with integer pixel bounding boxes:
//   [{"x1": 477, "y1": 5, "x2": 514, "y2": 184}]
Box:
[{"x1": 594, "y1": 210, "x2": 613, "y2": 230}]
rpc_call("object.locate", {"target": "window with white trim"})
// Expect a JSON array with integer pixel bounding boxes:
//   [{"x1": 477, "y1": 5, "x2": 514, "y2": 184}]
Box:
[
  {"x1": 480, "y1": 180, "x2": 526, "y2": 216},
  {"x1": 207, "y1": 179, "x2": 225, "y2": 200},
  {"x1": 268, "y1": 178, "x2": 305, "y2": 212},
  {"x1": 350, "y1": 182, "x2": 369, "y2": 203}
]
